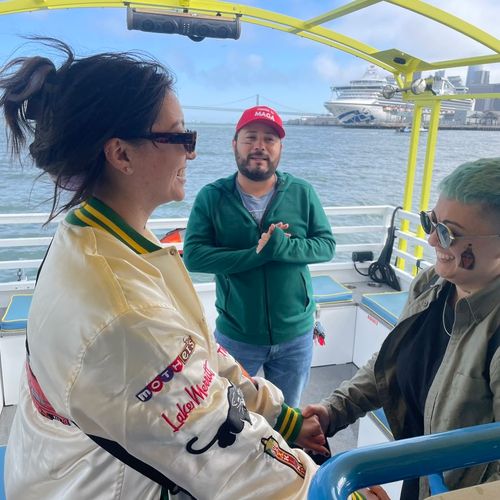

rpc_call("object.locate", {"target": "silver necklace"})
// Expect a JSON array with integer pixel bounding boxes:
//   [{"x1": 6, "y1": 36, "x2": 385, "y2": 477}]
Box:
[{"x1": 442, "y1": 287, "x2": 455, "y2": 337}]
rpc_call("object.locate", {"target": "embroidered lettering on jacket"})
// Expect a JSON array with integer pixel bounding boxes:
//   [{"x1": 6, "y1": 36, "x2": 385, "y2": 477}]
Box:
[
  {"x1": 186, "y1": 384, "x2": 251, "y2": 454},
  {"x1": 261, "y1": 436, "x2": 306, "y2": 478},
  {"x1": 161, "y1": 360, "x2": 216, "y2": 432},
  {"x1": 136, "y1": 336, "x2": 195, "y2": 402}
]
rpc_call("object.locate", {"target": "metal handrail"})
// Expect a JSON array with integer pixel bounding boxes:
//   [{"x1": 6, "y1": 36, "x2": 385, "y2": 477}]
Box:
[
  {"x1": 308, "y1": 422, "x2": 500, "y2": 500},
  {"x1": 0, "y1": 205, "x2": 434, "y2": 281}
]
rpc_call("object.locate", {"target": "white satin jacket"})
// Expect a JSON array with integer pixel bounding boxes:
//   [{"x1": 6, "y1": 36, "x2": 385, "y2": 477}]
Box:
[{"x1": 5, "y1": 198, "x2": 317, "y2": 499}]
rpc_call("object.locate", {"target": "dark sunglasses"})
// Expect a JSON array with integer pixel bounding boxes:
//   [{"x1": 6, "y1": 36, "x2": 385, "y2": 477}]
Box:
[
  {"x1": 122, "y1": 130, "x2": 197, "y2": 153},
  {"x1": 420, "y1": 210, "x2": 499, "y2": 249}
]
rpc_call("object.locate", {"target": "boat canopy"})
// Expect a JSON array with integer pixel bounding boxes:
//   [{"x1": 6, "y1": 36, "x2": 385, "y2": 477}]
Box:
[{"x1": 1, "y1": 1, "x2": 499, "y2": 83}]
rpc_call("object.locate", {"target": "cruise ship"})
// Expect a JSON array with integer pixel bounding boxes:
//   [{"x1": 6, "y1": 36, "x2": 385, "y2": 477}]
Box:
[{"x1": 324, "y1": 65, "x2": 474, "y2": 124}]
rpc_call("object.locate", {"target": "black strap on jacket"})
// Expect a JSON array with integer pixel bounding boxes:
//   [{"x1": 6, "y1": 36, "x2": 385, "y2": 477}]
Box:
[
  {"x1": 84, "y1": 434, "x2": 194, "y2": 499},
  {"x1": 29, "y1": 241, "x2": 195, "y2": 499}
]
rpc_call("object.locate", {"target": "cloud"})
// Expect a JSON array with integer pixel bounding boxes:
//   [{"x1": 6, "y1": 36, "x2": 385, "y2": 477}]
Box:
[
  {"x1": 313, "y1": 54, "x2": 338, "y2": 81},
  {"x1": 246, "y1": 53, "x2": 263, "y2": 70},
  {"x1": 179, "y1": 51, "x2": 286, "y2": 92},
  {"x1": 327, "y1": 0, "x2": 500, "y2": 63}
]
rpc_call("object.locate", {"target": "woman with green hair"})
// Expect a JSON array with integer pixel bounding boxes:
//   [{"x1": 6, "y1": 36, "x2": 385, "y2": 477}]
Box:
[{"x1": 303, "y1": 158, "x2": 500, "y2": 499}]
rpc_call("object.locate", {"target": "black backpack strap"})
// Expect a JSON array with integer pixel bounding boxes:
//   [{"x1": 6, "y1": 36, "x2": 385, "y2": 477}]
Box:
[{"x1": 85, "y1": 434, "x2": 195, "y2": 499}]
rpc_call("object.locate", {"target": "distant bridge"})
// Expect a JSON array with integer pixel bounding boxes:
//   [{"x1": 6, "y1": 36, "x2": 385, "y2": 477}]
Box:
[
  {"x1": 183, "y1": 95, "x2": 326, "y2": 117},
  {"x1": 183, "y1": 105, "x2": 325, "y2": 117}
]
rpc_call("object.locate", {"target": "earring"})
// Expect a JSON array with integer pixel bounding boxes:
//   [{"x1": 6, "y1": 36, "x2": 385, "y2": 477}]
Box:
[{"x1": 124, "y1": 167, "x2": 134, "y2": 175}]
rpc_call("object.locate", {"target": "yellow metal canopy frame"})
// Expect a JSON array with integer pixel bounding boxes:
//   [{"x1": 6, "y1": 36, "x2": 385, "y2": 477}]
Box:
[{"x1": 1, "y1": 0, "x2": 499, "y2": 272}]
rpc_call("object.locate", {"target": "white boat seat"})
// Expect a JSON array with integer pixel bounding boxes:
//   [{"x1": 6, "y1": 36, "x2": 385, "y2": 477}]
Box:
[
  {"x1": 311, "y1": 275, "x2": 353, "y2": 304},
  {"x1": 0, "y1": 295, "x2": 32, "y2": 407},
  {"x1": 358, "y1": 291, "x2": 409, "y2": 441}
]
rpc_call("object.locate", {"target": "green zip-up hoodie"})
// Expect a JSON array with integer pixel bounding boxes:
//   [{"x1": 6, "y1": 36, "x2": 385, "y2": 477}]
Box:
[{"x1": 183, "y1": 171, "x2": 335, "y2": 345}]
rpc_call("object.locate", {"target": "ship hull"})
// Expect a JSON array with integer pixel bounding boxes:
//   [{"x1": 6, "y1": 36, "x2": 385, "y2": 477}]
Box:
[{"x1": 324, "y1": 98, "x2": 473, "y2": 125}]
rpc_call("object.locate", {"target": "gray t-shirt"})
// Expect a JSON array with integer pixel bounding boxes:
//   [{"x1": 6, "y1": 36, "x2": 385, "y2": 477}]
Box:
[{"x1": 236, "y1": 181, "x2": 276, "y2": 224}]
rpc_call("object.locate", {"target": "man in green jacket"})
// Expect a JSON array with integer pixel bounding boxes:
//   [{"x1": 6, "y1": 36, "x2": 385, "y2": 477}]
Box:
[{"x1": 183, "y1": 105, "x2": 335, "y2": 407}]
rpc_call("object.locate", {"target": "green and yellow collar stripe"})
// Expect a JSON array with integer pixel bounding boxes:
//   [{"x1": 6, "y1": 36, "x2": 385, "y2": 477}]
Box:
[
  {"x1": 274, "y1": 405, "x2": 303, "y2": 445},
  {"x1": 66, "y1": 197, "x2": 161, "y2": 255},
  {"x1": 349, "y1": 491, "x2": 367, "y2": 500}
]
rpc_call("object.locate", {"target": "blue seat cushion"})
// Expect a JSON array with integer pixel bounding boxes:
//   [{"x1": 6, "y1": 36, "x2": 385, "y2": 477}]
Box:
[
  {"x1": 361, "y1": 291, "x2": 408, "y2": 326},
  {"x1": 312, "y1": 275, "x2": 353, "y2": 304},
  {"x1": 0, "y1": 446, "x2": 5, "y2": 499},
  {"x1": 0, "y1": 294, "x2": 33, "y2": 334}
]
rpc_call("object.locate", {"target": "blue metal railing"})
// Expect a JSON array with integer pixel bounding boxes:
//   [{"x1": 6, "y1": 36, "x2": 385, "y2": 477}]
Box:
[{"x1": 308, "y1": 422, "x2": 500, "y2": 500}]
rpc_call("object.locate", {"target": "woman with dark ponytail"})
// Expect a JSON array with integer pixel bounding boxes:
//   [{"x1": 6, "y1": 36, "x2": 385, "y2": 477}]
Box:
[{"x1": 1, "y1": 39, "x2": 325, "y2": 500}]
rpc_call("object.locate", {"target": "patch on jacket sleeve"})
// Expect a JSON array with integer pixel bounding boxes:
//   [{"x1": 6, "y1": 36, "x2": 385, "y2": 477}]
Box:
[
  {"x1": 136, "y1": 336, "x2": 196, "y2": 402},
  {"x1": 261, "y1": 436, "x2": 306, "y2": 478},
  {"x1": 186, "y1": 383, "x2": 251, "y2": 454}
]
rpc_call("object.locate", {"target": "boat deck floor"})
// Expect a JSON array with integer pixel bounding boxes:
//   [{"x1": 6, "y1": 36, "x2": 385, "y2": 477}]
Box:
[{"x1": 0, "y1": 363, "x2": 360, "y2": 452}]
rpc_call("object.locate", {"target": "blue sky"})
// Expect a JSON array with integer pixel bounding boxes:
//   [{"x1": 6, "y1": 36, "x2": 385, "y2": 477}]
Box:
[{"x1": 0, "y1": 0, "x2": 498, "y2": 123}]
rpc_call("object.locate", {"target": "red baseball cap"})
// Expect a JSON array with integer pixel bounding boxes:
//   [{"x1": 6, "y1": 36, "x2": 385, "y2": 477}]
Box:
[{"x1": 235, "y1": 106, "x2": 285, "y2": 138}]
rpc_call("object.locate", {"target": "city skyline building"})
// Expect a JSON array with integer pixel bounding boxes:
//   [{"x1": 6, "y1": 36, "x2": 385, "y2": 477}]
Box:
[{"x1": 464, "y1": 65, "x2": 498, "y2": 112}]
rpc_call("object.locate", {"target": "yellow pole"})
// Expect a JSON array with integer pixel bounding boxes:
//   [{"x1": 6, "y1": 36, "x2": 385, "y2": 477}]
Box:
[
  {"x1": 397, "y1": 104, "x2": 423, "y2": 270},
  {"x1": 413, "y1": 100, "x2": 441, "y2": 273}
]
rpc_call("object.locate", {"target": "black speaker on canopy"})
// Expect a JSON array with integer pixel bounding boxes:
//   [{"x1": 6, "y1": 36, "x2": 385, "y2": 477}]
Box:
[{"x1": 127, "y1": 8, "x2": 241, "y2": 42}]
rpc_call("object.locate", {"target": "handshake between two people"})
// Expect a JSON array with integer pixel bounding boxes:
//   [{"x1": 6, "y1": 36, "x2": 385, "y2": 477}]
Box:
[{"x1": 297, "y1": 404, "x2": 391, "y2": 500}]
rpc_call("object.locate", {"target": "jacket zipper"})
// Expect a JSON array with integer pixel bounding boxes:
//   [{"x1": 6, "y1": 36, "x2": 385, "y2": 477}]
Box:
[
  {"x1": 230, "y1": 176, "x2": 281, "y2": 344},
  {"x1": 259, "y1": 180, "x2": 281, "y2": 344}
]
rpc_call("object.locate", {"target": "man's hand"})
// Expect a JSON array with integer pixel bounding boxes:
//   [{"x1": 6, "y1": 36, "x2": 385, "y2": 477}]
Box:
[
  {"x1": 256, "y1": 222, "x2": 290, "y2": 254},
  {"x1": 302, "y1": 404, "x2": 330, "y2": 435},
  {"x1": 294, "y1": 414, "x2": 329, "y2": 456}
]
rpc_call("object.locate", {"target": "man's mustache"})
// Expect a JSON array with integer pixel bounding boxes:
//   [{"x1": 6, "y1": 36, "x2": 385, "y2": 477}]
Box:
[{"x1": 247, "y1": 153, "x2": 270, "y2": 161}]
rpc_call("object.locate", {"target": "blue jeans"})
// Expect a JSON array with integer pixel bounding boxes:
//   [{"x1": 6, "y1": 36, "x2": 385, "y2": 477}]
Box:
[{"x1": 215, "y1": 329, "x2": 313, "y2": 407}]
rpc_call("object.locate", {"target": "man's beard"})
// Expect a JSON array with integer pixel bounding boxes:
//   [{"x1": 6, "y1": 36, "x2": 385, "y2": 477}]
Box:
[{"x1": 235, "y1": 151, "x2": 278, "y2": 181}]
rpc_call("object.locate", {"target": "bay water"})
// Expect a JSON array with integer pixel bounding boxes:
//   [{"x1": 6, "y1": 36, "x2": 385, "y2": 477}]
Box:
[
  {"x1": 1, "y1": 124, "x2": 500, "y2": 280},
  {"x1": 3, "y1": 124, "x2": 500, "y2": 214}
]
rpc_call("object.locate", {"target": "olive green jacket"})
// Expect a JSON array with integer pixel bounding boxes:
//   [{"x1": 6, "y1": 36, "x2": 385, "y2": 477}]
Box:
[{"x1": 322, "y1": 267, "x2": 500, "y2": 498}]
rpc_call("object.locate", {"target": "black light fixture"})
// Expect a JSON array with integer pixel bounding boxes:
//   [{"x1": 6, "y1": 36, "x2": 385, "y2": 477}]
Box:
[{"x1": 127, "y1": 7, "x2": 241, "y2": 42}]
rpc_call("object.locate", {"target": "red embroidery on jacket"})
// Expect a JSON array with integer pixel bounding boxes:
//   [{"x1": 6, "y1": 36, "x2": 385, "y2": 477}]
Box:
[
  {"x1": 161, "y1": 360, "x2": 216, "y2": 432},
  {"x1": 26, "y1": 361, "x2": 72, "y2": 426}
]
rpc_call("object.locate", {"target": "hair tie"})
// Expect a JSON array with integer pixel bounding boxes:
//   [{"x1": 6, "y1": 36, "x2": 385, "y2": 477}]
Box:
[
  {"x1": 7, "y1": 61, "x2": 56, "y2": 120},
  {"x1": 8, "y1": 62, "x2": 56, "y2": 103}
]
